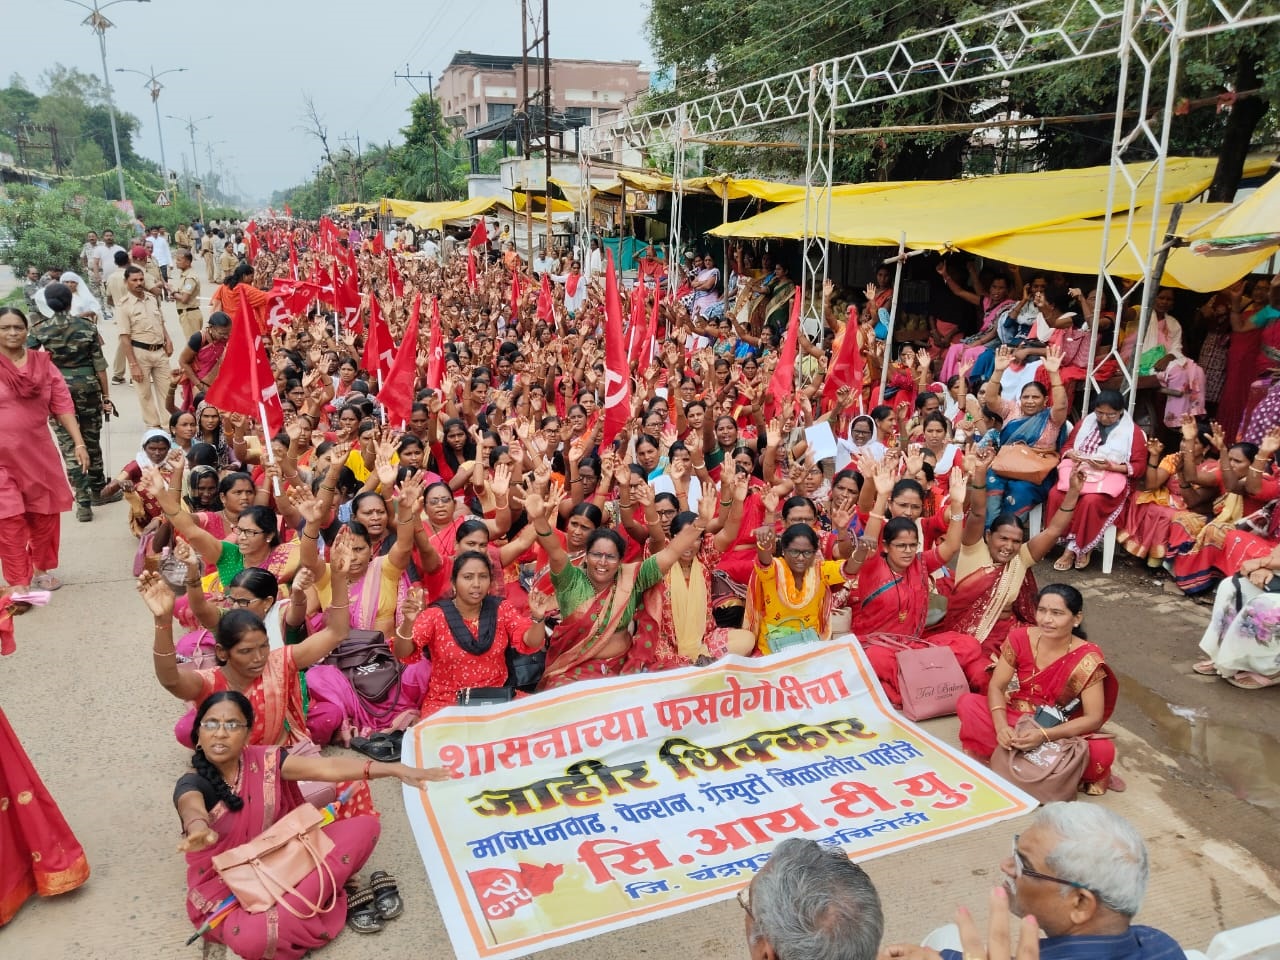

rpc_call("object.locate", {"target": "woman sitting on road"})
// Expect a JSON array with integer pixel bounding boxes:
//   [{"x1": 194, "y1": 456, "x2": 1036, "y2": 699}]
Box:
[
  {"x1": 403, "y1": 551, "x2": 553, "y2": 714},
  {"x1": 99, "y1": 429, "x2": 181, "y2": 537},
  {"x1": 176, "y1": 691, "x2": 448, "y2": 958},
  {"x1": 956, "y1": 584, "x2": 1119, "y2": 796}
]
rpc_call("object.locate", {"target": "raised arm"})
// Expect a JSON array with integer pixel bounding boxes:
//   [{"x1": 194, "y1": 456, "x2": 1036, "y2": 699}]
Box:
[
  {"x1": 138, "y1": 465, "x2": 225, "y2": 567},
  {"x1": 527, "y1": 482, "x2": 569, "y2": 574},
  {"x1": 139, "y1": 571, "x2": 205, "y2": 702},
  {"x1": 290, "y1": 527, "x2": 354, "y2": 669},
  {"x1": 1042, "y1": 343, "x2": 1068, "y2": 425},
  {"x1": 652, "y1": 491, "x2": 715, "y2": 575},
  {"x1": 933, "y1": 467, "x2": 969, "y2": 567}
]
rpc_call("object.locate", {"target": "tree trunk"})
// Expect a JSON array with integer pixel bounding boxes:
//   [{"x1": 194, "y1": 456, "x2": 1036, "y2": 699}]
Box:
[{"x1": 1208, "y1": 53, "x2": 1267, "y2": 202}]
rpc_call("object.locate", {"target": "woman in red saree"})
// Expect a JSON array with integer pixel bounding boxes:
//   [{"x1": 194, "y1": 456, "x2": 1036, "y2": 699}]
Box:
[
  {"x1": 928, "y1": 459, "x2": 1085, "y2": 663},
  {"x1": 0, "y1": 699, "x2": 89, "y2": 926},
  {"x1": 1116, "y1": 421, "x2": 1216, "y2": 568},
  {"x1": 177, "y1": 691, "x2": 448, "y2": 959},
  {"x1": 849, "y1": 465, "x2": 988, "y2": 707},
  {"x1": 957, "y1": 583, "x2": 1119, "y2": 796},
  {"x1": 528, "y1": 483, "x2": 708, "y2": 689}
]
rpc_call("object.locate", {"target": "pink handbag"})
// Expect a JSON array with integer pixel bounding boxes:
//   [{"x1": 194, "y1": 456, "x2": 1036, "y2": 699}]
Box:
[
  {"x1": 864, "y1": 636, "x2": 969, "y2": 720},
  {"x1": 211, "y1": 804, "x2": 337, "y2": 917},
  {"x1": 1056, "y1": 461, "x2": 1127, "y2": 498}
]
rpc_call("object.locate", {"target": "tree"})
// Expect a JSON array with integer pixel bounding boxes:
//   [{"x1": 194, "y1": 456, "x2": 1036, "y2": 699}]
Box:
[{"x1": 0, "y1": 183, "x2": 130, "y2": 271}]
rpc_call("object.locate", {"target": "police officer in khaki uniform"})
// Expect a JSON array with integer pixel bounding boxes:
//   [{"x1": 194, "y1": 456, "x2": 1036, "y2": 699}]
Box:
[
  {"x1": 104, "y1": 249, "x2": 131, "y2": 383},
  {"x1": 217, "y1": 240, "x2": 239, "y2": 283},
  {"x1": 200, "y1": 231, "x2": 215, "y2": 280},
  {"x1": 116, "y1": 265, "x2": 173, "y2": 428},
  {"x1": 174, "y1": 223, "x2": 193, "y2": 251},
  {"x1": 170, "y1": 249, "x2": 203, "y2": 339}
]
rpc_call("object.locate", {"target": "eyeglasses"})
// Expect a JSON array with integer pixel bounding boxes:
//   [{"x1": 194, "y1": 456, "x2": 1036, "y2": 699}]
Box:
[
  {"x1": 1011, "y1": 835, "x2": 1091, "y2": 891},
  {"x1": 234, "y1": 526, "x2": 263, "y2": 538},
  {"x1": 199, "y1": 719, "x2": 249, "y2": 733},
  {"x1": 219, "y1": 595, "x2": 257, "y2": 608},
  {"x1": 888, "y1": 541, "x2": 920, "y2": 551},
  {"x1": 426, "y1": 496, "x2": 453, "y2": 506},
  {"x1": 783, "y1": 548, "x2": 815, "y2": 559},
  {"x1": 586, "y1": 552, "x2": 620, "y2": 563},
  {"x1": 736, "y1": 887, "x2": 753, "y2": 918}
]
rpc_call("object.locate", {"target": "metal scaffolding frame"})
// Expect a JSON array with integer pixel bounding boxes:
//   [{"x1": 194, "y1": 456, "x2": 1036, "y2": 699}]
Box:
[{"x1": 580, "y1": 0, "x2": 1279, "y2": 413}]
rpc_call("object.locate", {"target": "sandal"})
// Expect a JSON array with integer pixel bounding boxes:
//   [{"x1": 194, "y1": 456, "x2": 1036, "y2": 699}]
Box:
[
  {"x1": 345, "y1": 884, "x2": 384, "y2": 934},
  {"x1": 1082, "y1": 780, "x2": 1106, "y2": 797},
  {"x1": 1053, "y1": 552, "x2": 1075, "y2": 572},
  {"x1": 350, "y1": 735, "x2": 400, "y2": 762},
  {"x1": 31, "y1": 573, "x2": 62, "y2": 591},
  {"x1": 1107, "y1": 773, "x2": 1127, "y2": 793},
  {"x1": 1192, "y1": 659, "x2": 1218, "y2": 676},
  {"x1": 1226, "y1": 671, "x2": 1280, "y2": 690},
  {"x1": 1074, "y1": 550, "x2": 1093, "y2": 570},
  {"x1": 370, "y1": 870, "x2": 404, "y2": 920}
]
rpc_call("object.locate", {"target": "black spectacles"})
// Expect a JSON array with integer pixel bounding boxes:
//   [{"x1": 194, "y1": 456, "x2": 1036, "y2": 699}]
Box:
[
  {"x1": 736, "y1": 887, "x2": 753, "y2": 918},
  {"x1": 1011, "y1": 835, "x2": 1091, "y2": 891}
]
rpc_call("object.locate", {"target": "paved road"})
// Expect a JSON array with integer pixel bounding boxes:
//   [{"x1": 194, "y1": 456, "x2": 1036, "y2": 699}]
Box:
[{"x1": 2, "y1": 261, "x2": 1278, "y2": 959}]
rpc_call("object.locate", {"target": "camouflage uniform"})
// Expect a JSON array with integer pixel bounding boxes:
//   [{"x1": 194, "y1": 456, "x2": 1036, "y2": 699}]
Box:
[{"x1": 27, "y1": 311, "x2": 109, "y2": 507}]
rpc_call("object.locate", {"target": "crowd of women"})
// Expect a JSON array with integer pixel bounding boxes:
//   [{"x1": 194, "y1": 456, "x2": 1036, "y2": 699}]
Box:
[{"x1": 3, "y1": 214, "x2": 1277, "y2": 953}]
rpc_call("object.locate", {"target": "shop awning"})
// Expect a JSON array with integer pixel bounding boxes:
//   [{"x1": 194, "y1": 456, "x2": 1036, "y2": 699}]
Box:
[
  {"x1": 957, "y1": 204, "x2": 1275, "y2": 292},
  {"x1": 707, "y1": 157, "x2": 1275, "y2": 249}
]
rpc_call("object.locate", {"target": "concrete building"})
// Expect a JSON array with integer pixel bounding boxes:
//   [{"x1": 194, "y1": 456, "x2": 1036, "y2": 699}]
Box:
[{"x1": 437, "y1": 51, "x2": 649, "y2": 141}]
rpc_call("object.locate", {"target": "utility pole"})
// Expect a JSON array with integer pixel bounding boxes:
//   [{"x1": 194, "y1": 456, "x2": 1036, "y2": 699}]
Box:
[
  {"x1": 394, "y1": 65, "x2": 443, "y2": 201},
  {"x1": 115, "y1": 65, "x2": 185, "y2": 182},
  {"x1": 203, "y1": 139, "x2": 226, "y2": 202},
  {"x1": 169, "y1": 113, "x2": 212, "y2": 189},
  {"x1": 338, "y1": 131, "x2": 364, "y2": 204},
  {"x1": 520, "y1": 0, "x2": 552, "y2": 263},
  {"x1": 66, "y1": 0, "x2": 150, "y2": 202}
]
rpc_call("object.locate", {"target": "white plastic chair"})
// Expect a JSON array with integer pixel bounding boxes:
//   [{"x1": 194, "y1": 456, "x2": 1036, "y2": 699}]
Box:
[
  {"x1": 1027, "y1": 503, "x2": 1116, "y2": 574},
  {"x1": 1205, "y1": 914, "x2": 1280, "y2": 959}
]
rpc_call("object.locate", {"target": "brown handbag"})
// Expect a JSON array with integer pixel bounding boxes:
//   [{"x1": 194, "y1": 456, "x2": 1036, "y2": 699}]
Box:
[
  {"x1": 211, "y1": 803, "x2": 337, "y2": 916},
  {"x1": 991, "y1": 442, "x2": 1060, "y2": 484},
  {"x1": 990, "y1": 716, "x2": 1089, "y2": 803}
]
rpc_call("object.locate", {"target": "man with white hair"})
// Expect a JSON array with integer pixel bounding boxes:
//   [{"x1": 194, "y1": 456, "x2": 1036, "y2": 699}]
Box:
[
  {"x1": 740, "y1": 838, "x2": 884, "y2": 960},
  {"x1": 882, "y1": 803, "x2": 1186, "y2": 960}
]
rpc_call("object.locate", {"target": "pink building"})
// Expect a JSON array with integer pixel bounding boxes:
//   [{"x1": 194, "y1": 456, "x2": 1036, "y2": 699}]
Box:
[{"x1": 438, "y1": 51, "x2": 649, "y2": 140}]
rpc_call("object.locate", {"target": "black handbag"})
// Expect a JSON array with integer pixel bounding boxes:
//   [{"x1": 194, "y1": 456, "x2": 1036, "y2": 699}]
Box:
[
  {"x1": 455, "y1": 687, "x2": 516, "y2": 706},
  {"x1": 505, "y1": 642, "x2": 545, "y2": 693},
  {"x1": 321, "y1": 630, "x2": 402, "y2": 704}
]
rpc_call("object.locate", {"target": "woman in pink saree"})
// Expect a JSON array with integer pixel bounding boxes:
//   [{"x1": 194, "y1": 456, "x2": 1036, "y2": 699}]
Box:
[
  {"x1": 957, "y1": 584, "x2": 1119, "y2": 796},
  {"x1": 174, "y1": 311, "x2": 230, "y2": 411},
  {"x1": 176, "y1": 691, "x2": 448, "y2": 959}
]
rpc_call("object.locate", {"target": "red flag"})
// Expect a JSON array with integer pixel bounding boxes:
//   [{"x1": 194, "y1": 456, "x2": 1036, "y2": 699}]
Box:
[
  {"x1": 287, "y1": 241, "x2": 298, "y2": 281},
  {"x1": 360, "y1": 296, "x2": 394, "y2": 381},
  {"x1": 466, "y1": 218, "x2": 488, "y2": 290},
  {"x1": 380, "y1": 293, "x2": 420, "y2": 426},
  {"x1": 510, "y1": 269, "x2": 522, "y2": 320},
  {"x1": 372, "y1": 230, "x2": 384, "y2": 255},
  {"x1": 386, "y1": 252, "x2": 402, "y2": 300},
  {"x1": 426, "y1": 298, "x2": 446, "y2": 389},
  {"x1": 536, "y1": 274, "x2": 553, "y2": 321},
  {"x1": 600, "y1": 250, "x2": 631, "y2": 450},
  {"x1": 823, "y1": 315, "x2": 865, "y2": 412},
  {"x1": 284, "y1": 203, "x2": 292, "y2": 218},
  {"x1": 334, "y1": 268, "x2": 362, "y2": 334},
  {"x1": 627, "y1": 286, "x2": 649, "y2": 368},
  {"x1": 205, "y1": 286, "x2": 284, "y2": 436},
  {"x1": 243, "y1": 221, "x2": 260, "y2": 263},
  {"x1": 765, "y1": 288, "x2": 804, "y2": 419}
]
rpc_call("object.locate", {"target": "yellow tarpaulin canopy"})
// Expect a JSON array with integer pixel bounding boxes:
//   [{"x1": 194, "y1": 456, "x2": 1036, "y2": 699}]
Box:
[
  {"x1": 686, "y1": 175, "x2": 807, "y2": 203},
  {"x1": 708, "y1": 157, "x2": 1275, "y2": 249},
  {"x1": 957, "y1": 204, "x2": 1275, "y2": 293},
  {"x1": 402, "y1": 201, "x2": 466, "y2": 228},
  {"x1": 335, "y1": 198, "x2": 450, "y2": 218},
  {"x1": 511, "y1": 192, "x2": 575, "y2": 214},
  {"x1": 1191, "y1": 170, "x2": 1280, "y2": 240},
  {"x1": 406, "y1": 197, "x2": 497, "y2": 229}
]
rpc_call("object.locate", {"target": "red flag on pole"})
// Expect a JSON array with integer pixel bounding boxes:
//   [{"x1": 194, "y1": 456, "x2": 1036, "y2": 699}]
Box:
[
  {"x1": 823, "y1": 316, "x2": 865, "y2": 412},
  {"x1": 205, "y1": 286, "x2": 284, "y2": 436},
  {"x1": 426, "y1": 297, "x2": 446, "y2": 390},
  {"x1": 287, "y1": 241, "x2": 299, "y2": 281},
  {"x1": 380, "y1": 293, "x2": 421, "y2": 427},
  {"x1": 360, "y1": 296, "x2": 394, "y2": 382},
  {"x1": 536, "y1": 273, "x2": 553, "y2": 321},
  {"x1": 765, "y1": 288, "x2": 804, "y2": 419},
  {"x1": 510, "y1": 269, "x2": 522, "y2": 321},
  {"x1": 386, "y1": 252, "x2": 402, "y2": 300},
  {"x1": 466, "y1": 218, "x2": 488, "y2": 290},
  {"x1": 600, "y1": 250, "x2": 631, "y2": 450}
]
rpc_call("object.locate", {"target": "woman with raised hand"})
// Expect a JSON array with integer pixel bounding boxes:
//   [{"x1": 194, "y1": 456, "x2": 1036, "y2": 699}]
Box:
[{"x1": 176, "y1": 690, "x2": 449, "y2": 958}]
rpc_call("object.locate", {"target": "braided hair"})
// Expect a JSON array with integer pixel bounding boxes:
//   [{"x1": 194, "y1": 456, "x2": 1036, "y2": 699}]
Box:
[{"x1": 188, "y1": 691, "x2": 253, "y2": 812}]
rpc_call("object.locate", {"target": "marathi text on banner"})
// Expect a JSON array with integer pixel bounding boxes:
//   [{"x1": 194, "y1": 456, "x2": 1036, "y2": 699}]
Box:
[{"x1": 403, "y1": 641, "x2": 1035, "y2": 960}]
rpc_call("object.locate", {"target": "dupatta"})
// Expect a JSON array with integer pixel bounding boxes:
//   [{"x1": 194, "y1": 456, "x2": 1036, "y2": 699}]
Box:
[
  {"x1": 541, "y1": 563, "x2": 642, "y2": 687},
  {"x1": 1004, "y1": 629, "x2": 1118, "y2": 724}
]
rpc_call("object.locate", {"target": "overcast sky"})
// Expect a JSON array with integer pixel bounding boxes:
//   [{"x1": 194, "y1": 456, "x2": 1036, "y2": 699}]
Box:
[{"x1": 10, "y1": 0, "x2": 651, "y2": 205}]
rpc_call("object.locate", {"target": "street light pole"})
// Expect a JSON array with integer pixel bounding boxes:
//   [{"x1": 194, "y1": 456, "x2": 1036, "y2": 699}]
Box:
[
  {"x1": 115, "y1": 65, "x2": 185, "y2": 182},
  {"x1": 167, "y1": 113, "x2": 212, "y2": 187},
  {"x1": 65, "y1": 0, "x2": 150, "y2": 203}
]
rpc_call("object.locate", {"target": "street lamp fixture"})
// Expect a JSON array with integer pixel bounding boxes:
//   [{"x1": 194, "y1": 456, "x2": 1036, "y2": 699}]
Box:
[
  {"x1": 65, "y1": 0, "x2": 151, "y2": 203},
  {"x1": 115, "y1": 65, "x2": 186, "y2": 183}
]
